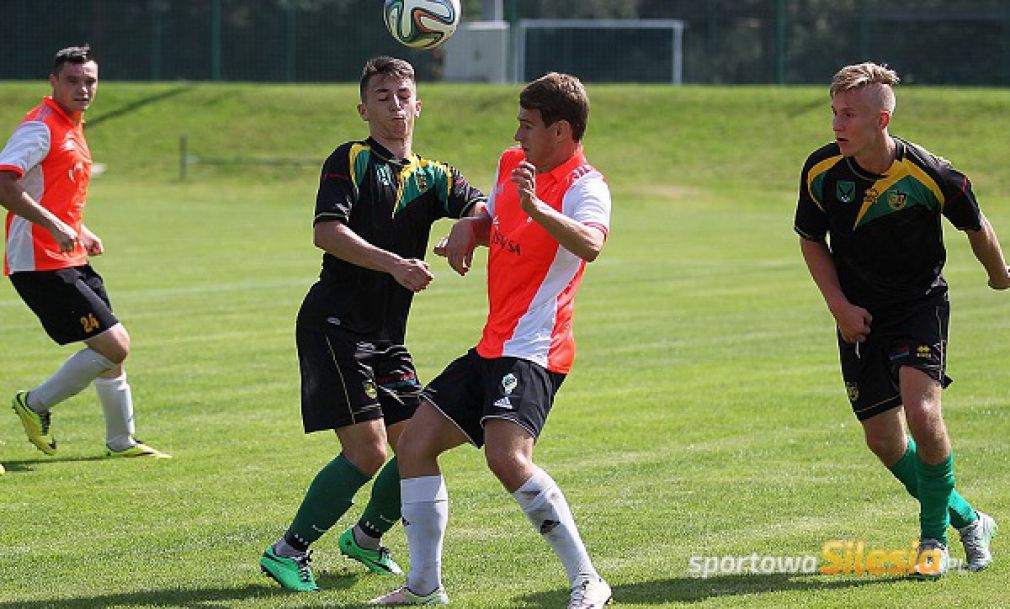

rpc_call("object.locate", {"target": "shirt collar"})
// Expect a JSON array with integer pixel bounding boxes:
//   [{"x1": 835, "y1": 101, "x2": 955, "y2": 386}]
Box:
[
  {"x1": 366, "y1": 136, "x2": 414, "y2": 166},
  {"x1": 543, "y1": 146, "x2": 586, "y2": 183},
  {"x1": 43, "y1": 96, "x2": 84, "y2": 126}
]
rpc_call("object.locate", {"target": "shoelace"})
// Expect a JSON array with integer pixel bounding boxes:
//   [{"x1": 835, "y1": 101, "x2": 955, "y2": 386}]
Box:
[
  {"x1": 38, "y1": 411, "x2": 51, "y2": 434},
  {"x1": 961, "y1": 523, "x2": 985, "y2": 553},
  {"x1": 570, "y1": 580, "x2": 591, "y2": 604},
  {"x1": 294, "y1": 550, "x2": 314, "y2": 582}
]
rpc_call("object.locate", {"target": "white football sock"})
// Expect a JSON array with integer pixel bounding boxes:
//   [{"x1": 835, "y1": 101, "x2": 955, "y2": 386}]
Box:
[
  {"x1": 402, "y1": 475, "x2": 448, "y2": 596},
  {"x1": 94, "y1": 372, "x2": 136, "y2": 451},
  {"x1": 513, "y1": 467, "x2": 598, "y2": 587},
  {"x1": 28, "y1": 348, "x2": 115, "y2": 411}
]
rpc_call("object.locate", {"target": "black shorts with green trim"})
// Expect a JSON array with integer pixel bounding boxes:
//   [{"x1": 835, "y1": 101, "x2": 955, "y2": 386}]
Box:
[
  {"x1": 838, "y1": 294, "x2": 952, "y2": 421},
  {"x1": 295, "y1": 321, "x2": 421, "y2": 433}
]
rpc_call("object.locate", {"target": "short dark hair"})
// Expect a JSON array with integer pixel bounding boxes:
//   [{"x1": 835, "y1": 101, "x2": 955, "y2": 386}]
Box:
[
  {"x1": 359, "y1": 56, "x2": 415, "y2": 102},
  {"x1": 519, "y1": 72, "x2": 590, "y2": 142},
  {"x1": 52, "y1": 45, "x2": 95, "y2": 76}
]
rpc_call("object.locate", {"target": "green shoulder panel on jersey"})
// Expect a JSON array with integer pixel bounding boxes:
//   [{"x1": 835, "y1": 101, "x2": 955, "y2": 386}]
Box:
[
  {"x1": 853, "y1": 158, "x2": 945, "y2": 229},
  {"x1": 392, "y1": 157, "x2": 452, "y2": 215},
  {"x1": 349, "y1": 142, "x2": 371, "y2": 199},
  {"x1": 806, "y1": 154, "x2": 844, "y2": 212}
]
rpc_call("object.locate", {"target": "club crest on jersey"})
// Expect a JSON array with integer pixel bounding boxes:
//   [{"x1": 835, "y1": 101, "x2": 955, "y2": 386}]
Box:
[
  {"x1": 887, "y1": 190, "x2": 908, "y2": 210},
  {"x1": 862, "y1": 188, "x2": 879, "y2": 206},
  {"x1": 363, "y1": 380, "x2": 378, "y2": 400},
  {"x1": 501, "y1": 373, "x2": 518, "y2": 395},
  {"x1": 836, "y1": 181, "x2": 856, "y2": 203},
  {"x1": 415, "y1": 171, "x2": 428, "y2": 192}
]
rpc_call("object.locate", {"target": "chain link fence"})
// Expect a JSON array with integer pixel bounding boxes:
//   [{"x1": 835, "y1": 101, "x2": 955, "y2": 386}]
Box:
[{"x1": 3, "y1": 0, "x2": 1010, "y2": 85}]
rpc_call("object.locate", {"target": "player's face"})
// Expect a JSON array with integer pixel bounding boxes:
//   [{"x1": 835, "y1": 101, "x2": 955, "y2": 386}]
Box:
[
  {"x1": 358, "y1": 74, "x2": 421, "y2": 142},
  {"x1": 514, "y1": 107, "x2": 558, "y2": 171},
  {"x1": 831, "y1": 88, "x2": 887, "y2": 158},
  {"x1": 49, "y1": 61, "x2": 99, "y2": 116}
]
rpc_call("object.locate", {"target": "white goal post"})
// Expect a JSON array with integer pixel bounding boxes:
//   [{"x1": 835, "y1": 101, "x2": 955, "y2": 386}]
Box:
[{"x1": 514, "y1": 18, "x2": 685, "y2": 84}]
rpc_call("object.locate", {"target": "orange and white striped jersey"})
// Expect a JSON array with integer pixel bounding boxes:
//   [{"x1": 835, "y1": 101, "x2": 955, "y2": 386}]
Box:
[
  {"x1": 1, "y1": 97, "x2": 91, "y2": 275},
  {"x1": 476, "y1": 146, "x2": 611, "y2": 374}
]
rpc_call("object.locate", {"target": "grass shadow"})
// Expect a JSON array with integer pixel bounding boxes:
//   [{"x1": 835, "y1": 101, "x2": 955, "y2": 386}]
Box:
[
  {"x1": 87, "y1": 85, "x2": 194, "y2": 128},
  {"x1": 0, "y1": 576, "x2": 366, "y2": 609},
  {"x1": 513, "y1": 573, "x2": 894, "y2": 607},
  {"x1": 1, "y1": 454, "x2": 112, "y2": 471}
]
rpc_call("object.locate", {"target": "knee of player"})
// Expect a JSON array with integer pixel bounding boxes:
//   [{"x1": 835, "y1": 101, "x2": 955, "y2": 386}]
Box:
[
  {"x1": 864, "y1": 432, "x2": 904, "y2": 463},
  {"x1": 93, "y1": 325, "x2": 131, "y2": 363},
  {"x1": 344, "y1": 445, "x2": 388, "y2": 476},
  {"x1": 394, "y1": 430, "x2": 434, "y2": 466},
  {"x1": 484, "y1": 449, "x2": 529, "y2": 488}
]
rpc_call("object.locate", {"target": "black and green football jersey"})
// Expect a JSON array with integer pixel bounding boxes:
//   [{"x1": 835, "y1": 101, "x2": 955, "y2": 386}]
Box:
[
  {"x1": 303, "y1": 137, "x2": 485, "y2": 340},
  {"x1": 794, "y1": 137, "x2": 983, "y2": 313}
]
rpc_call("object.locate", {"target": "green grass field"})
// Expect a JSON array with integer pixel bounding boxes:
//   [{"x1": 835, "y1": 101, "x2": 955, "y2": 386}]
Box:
[{"x1": 1, "y1": 81, "x2": 1009, "y2": 608}]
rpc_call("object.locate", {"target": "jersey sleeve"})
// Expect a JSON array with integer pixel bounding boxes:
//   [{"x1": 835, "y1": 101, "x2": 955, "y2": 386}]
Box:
[
  {"x1": 442, "y1": 164, "x2": 486, "y2": 219},
  {"x1": 0, "y1": 121, "x2": 51, "y2": 178},
  {"x1": 794, "y1": 154, "x2": 829, "y2": 241},
  {"x1": 485, "y1": 161, "x2": 502, "y2": 219},
  {"x1": 314, "y1": 144, "x2": 355, "y2": 225},
  {"x1": 564, "y1": 172, "x2": 611, "y2": 234},
  {"x1": 937, "y1": 163, "x2": 983, "y2": 231}
]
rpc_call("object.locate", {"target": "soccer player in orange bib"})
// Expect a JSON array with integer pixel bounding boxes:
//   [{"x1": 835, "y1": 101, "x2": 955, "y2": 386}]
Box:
[
  {"x1": 371, "y1": 72, "x2": 612, "y2": 608},
  {"x1": 0, "y1": 45, "x2": 169, "y2": 459}
]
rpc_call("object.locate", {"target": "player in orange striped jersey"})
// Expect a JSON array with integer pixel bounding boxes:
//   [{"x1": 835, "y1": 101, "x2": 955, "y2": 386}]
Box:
[
  {"x1": 0, "y1": 46, "x2": 169, "y2": 459},
  {"x1": 372, "y1": 72, "x2": 612, "y2": 609}
]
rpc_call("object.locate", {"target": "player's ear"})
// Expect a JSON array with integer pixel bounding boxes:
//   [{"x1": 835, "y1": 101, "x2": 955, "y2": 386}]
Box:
[
  {"x1": 415, "y1": 99, "x2": 422, "y2": 117},
  {"x1": 879, "y1": 110, "x2": 891, "y2": 130},
  {"x1": 357, "y1": 102, "x2": 368, "y2": 122},
  {"x1": 556, "y1": 119, "x2": 571, "y2": 141}
]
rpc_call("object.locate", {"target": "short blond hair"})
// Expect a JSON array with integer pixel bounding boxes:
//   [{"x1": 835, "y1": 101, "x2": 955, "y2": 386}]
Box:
[{"x1": 830, "y1": 62, "x2": 899, "y2": 113}]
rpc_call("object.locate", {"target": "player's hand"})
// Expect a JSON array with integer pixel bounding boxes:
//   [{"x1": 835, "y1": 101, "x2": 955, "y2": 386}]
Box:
[
  {"x1": 511, "y1": 161, "x2": 541, "y2": 216},
  {"x1": 987, "y1": 266, "x2": 1010, "y2": 290},
  {"x1": 434, "y1": 218, "x2": 479, "y2": 276},
  {"x1": 833, "y1": 302, "x2": 873, "y2": 343},
  {"x1": 46, "y1": 218, "x2": 78, "y2": 253},
  {"x1": 80, "y1": 227, "x2": 104, "y2": 256},
  {"x1": 390, "y1": 257, "x2": 434, "y2": 292}
]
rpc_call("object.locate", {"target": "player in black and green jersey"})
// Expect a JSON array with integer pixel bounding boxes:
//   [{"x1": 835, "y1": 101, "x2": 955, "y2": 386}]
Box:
[
  {"x1": 796, "y1": 62, "x2": 1008, "y2": 578},
  {"x1": 258, "y1": 56, "x2": 486, "y2": 592}
]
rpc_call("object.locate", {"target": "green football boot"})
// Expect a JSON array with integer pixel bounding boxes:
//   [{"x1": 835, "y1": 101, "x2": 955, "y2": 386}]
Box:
[
  {"x1": 339, "y1": 527, "x2": 403, "y2": 575},
  {"x1": 259, "y1": 545, "x2": 319, "y2": 592},
  {"x1": 12, "y1": 391, "x2": 56, "y2": 455}
]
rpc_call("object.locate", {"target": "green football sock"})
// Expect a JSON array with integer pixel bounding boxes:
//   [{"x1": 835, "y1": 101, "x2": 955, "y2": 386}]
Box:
[
  {"x1": 915, "y1": 452, "x2": 955, "y2": 545},
  {"x1": 357, "y1": 456, "x2": 401, "y2": 540},
  {"x1": 887, "y1": 438, "x2": 976, "y2": 529},
  {"x1": 285, "y1": 454, "x2": 371, "y2": 550}
]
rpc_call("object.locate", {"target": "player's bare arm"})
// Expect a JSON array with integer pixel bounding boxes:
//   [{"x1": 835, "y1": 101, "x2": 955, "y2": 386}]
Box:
[
  {"x1": 964, "y1": 215, "x2": 1010, "y2": 290},
  {"x1": 0, "y1": 170, "x2": 78, "y2": 252},
  {"x1": 511, "y1": 161, "x2": 605, "y2": 262},
  {"x1": 799, "y1": 237, "x2": 872, "y2": 342},
  {"x1": 314, "y1": 220, "x2": 433, "y2": 292},
  {"x1": 434, "y1": 207, "x2": 491, "y2": 276},
  {"x1": 80, "y1": 225, "x2": 103, "y2": 256}
]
